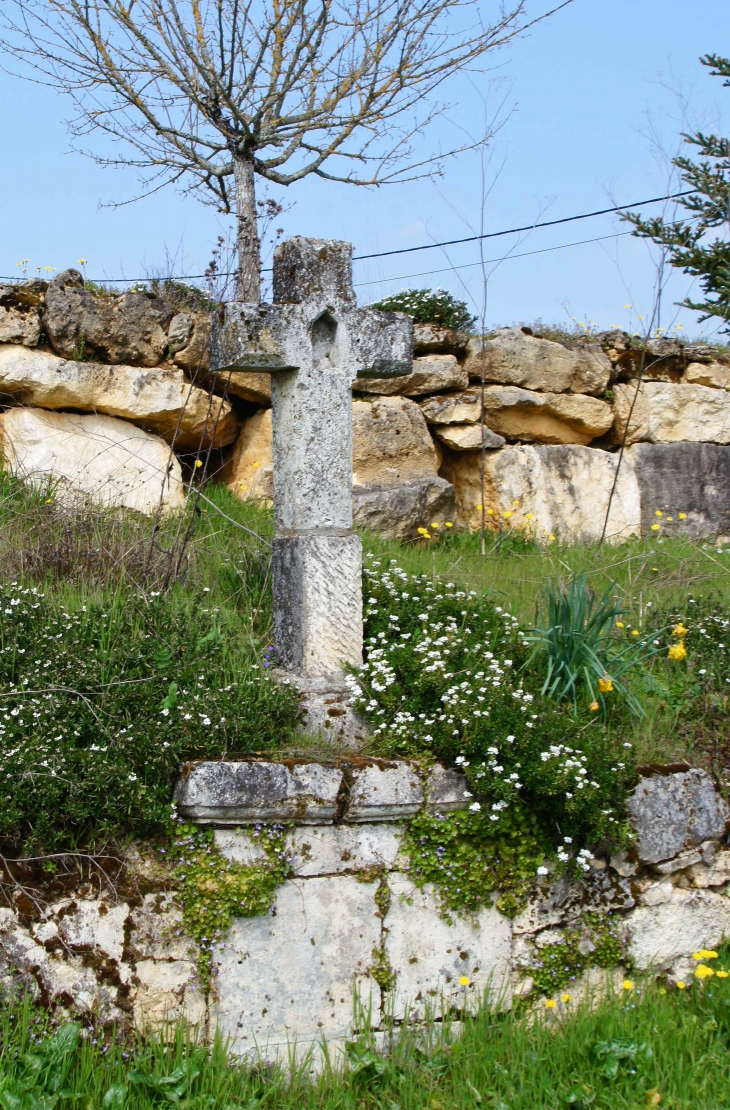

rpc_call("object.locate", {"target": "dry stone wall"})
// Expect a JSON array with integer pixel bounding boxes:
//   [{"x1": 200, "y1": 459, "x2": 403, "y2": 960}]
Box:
[
  {"x1": 1, "y1": 271, "x2": 729, "y2": 540},
  {"x1": 2, "y1": 760, "x2": 730, "y2": 1070}
]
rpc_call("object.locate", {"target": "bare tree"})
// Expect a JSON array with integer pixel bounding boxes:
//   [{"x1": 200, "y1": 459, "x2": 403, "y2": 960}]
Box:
[{"x1": 1, "y1": 0, "x2": 570, "y2": 301}]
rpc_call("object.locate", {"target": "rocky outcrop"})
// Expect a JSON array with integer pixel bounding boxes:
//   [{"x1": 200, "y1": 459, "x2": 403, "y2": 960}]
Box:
[
  {"x1": 44, "y1": 269, "x2": 174, "y2": 367},
  {"x1": 0, "y1": 407, "x2": 185, "y2": 515},
  {"x1": 0, "y1": 345, "x2": 238, "y2": 450},
  {"x1": 440, "y1": 443, "x2": 641, "y2": 543},
  {"x1": 613, "y1": 380, "x2": 730, "y2": 445},
  {"x1": 0, "y1": 281, "x2": 45, "y2": 346},
  {"x1": 464, "y1": 327, "x2": 612, "y2": 395}
]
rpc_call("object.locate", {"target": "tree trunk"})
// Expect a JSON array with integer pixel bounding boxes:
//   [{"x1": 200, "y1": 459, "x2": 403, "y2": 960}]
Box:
[{"x1": 234, "y1": 153, "x2": 261, "y2": 303}]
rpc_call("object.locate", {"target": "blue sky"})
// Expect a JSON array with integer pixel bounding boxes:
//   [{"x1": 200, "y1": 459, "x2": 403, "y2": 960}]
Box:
[{"x1": 0, "y1": 0, "x2": 727, "y2": 336}]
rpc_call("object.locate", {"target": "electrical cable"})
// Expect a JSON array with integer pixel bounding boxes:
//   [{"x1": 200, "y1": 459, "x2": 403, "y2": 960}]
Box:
[{"x1": 0, "y1": 187, "x2": 693, "y2": 285}]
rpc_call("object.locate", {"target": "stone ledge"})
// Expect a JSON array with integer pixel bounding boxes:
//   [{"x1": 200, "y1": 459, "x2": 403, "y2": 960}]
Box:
[{"x1": 174, "y1": 759, "x2": 471, "y2": 826}]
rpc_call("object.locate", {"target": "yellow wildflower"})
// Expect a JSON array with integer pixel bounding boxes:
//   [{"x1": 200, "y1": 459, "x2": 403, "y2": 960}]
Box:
[
  {"x1": 195, "y1": 459, "x2": 203, "y2": 468},
  {"x1": 78, "y1": 258, "x2": 87, "y2": 265},
  {"x1": 616, "y1": 621, "x2": 625, "y2": 628},
  {"x1": 503, "y1": 511, "x2": 513, "y2": 519},
  {"x1": 677, "y1": 980, "x2": 686, "y2": 990},
  {"x1": 525, "y1": 513, "x2": 534, "y2": 520},
  {"x1": 598, "y1": 676, "x2": 613, "y2": 693},
  {"x1": 445, "y1": 522, "x2": 453, "y2": 528},
  {"x1": 417, "y1": 527, "x2": 431, "y2": 538},
  {"x1": 252, "y1": 461, "x2": 260, "y2": 468},
  {"x1": 512, "y1": 499, "x2": 520, "y2": 507},
  {"x1": 622, "y1": 979, "x2": 634, "y2": 991},
  {"x1": 431, "y1": 522, "x2": 440, "y2": 529},
  {"x1": 544, "y1": 999, "x2": 556, "y2": 1009},
  {"x1": 459, "y1": 975, "x2": 471, "y2": 987},
  {"x1": 695, "y1": 964, "x2": 714, "y2": 979},
  {"x1": 487, "y1": 508, "x2": 494, "y2": 516},
  {"x1": 651, "y1": 524, "x2": 661, "y2": 531},
  {"x1": 666, "y1": 516, "x2": 673, "y2": 522},
  {"x1": 560, "y1": 993, "x2": 571, "y2": 1004},
  {"x1": 655, "y1": 510, "x2": 663, "y2": 517},
  {"x1": 716, "y1": 970, "x2": 729, "y2": 978},
  {"x1": 589, "y1": 700, "x2": 600, "y2": 712},
  {"x1": 702, "y1": 950, "x2": 718, "y2": 960},
  {"x1": 668, "y1": 642, "x2": 687, "y2": 661},
  {"x1": 549, "y1": 534, "x2": 556, "y2": 542},
  {"x1": 678, "y1": 512, "x2": 687, "y2": 519},
  {"x1": 632, "y1": 630, "x2": 640, "y2": 636},
  {"x1": 672, "y1": 623, "x2": 688, "y2": 638}
]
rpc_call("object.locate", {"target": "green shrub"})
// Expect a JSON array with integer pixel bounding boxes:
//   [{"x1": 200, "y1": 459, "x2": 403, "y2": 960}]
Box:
[
  {"x1": 0, "y1": 582, "x2": 300, "y2": 850},
  {"x1": 527, "y1": 573, "x2": 660, "y2": 716},
  {"x1": 368, "y1": 288, "x2": 476, "y2": 331},
  {"x1": 350, "y1": 558, "x2": 637, "y2": 902}
]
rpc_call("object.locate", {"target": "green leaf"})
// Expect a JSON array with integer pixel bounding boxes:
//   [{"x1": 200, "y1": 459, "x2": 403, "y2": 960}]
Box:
[{"x1": 102, "y1": 1084, "x2": 128, "y2": 1108}]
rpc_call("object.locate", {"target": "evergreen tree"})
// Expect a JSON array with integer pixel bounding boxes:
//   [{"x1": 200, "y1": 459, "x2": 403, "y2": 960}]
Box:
[{"x1": 622, "y1": 55, "x2": 730, "y2": 332}]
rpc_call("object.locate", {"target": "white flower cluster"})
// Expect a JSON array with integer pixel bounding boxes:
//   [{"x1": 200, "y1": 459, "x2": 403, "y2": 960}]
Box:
[{"x1": 538, "y1": 743, "x2": 601, "y2": 798}]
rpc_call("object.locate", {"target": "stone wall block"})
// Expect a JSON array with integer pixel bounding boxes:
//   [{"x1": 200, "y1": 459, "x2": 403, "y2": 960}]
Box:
[
  {"x1": 433, "y1": 424, "x2": 506, "y2": 451},
  {"x1": 172, "y1": 313, "x2": 211, "y2": 375},
  {"x1": 613, "y1": 380, "x2": 730, "y2": 445},
  {"x1": 345, "y1": 762, "x2": 423, "y2": 822},
  {"x1": 212, "y1": 875, "x2": 380, "y2": 1057},
  {"x1": 685, "y1": 361, "x2": 730, "y2": 389},
  {"x1": 413, "y1": 323, "x2": 470, "y2": 357},
  {"x1": 0, "y1": 281, "x2": 46, "y2": 346},
  {"x1": 0, "y1": 407, "x2": 185, "y2": 516},
  {"x1": 174, "y1": 760, "x2": 345, "y2": 825},
  {"x1": 44, "y1": 269, "x2": 174, "y2": 367},
  {"x1": 384, "y1": 874, "x2": 512, "y2": 1020},
  {"x1": 626, "y1": 887, "x2": 730, "y2": 974},
  {"x1": 216, "y1": 823, "x2": 403, "y2": 876},
  {"x1": 627, "y1": 769, "x2": 729, "y2": 865},
  {"x1": 464, "y1": 328, "x2": 611, "y2": 395},
  {"x1": 627, "y1": 442, "x2": 730, "y2": 538},
  {"x1": 424, "y1": 764, "x2": 472, "y2": 813},
  {"x1": 440, "y1": 443, "x2": 641, "y2": 543},
  {"x1": 352, "y1": 476, "x2": 455, "y2": 538}
]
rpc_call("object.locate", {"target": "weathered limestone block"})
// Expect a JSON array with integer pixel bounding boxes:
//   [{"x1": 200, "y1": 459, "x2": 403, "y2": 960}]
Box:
[
  {"x1": 216, "y1": 823, "x2": 404, "y2": 876},
  {"x1": 0, "y1": 345, "x2": 238, "y2": 449},
  {"x1": 134, "y1": 959, "x2": 205, "y2": 1029},
  {"x1": 352, "y1": 476, "x2": 456, "y2": 538},
  {"x1": 481, "y1": 386, "x2": 613, "y2": 445},
  {"x1": 0, "y1": 281, "x2": 45, "y2": 346},
  {"x1": 55, "y1": 899, "x2": 129, "y2": 963},
  {"x1": 226, "y1": 408, "x2": 274, "y2": 502},
  {"x1": 413, "y1": 323, "x2": 470, "y2": 357},
  {"x1": 419, "y1": 389, "x2": 482, "y2": 425},
  {"x1": 127, "y1": 893, "x2": 196, "y2": 962},
  {"x1": 613, "y1": 380, "x2": 730, "y2": 445},
  {"x1": 440, "y1": 443, "x2": 640, "y2": 543},
  {"x1": 359, "y1": 355, "x2": 467, "y2": 397},
  {"x1": 626, "y1": 887, "x2": 730, "y2": 973},
  {"x1": 353, "y1": 397, "x2": 440, "y2": 485},
  {"x1": 170, "y1": 312, "x2": 211, "y2": 376},
  {"x1": 174, "y1": 760, "x2": 344, "y2": 825},
  {"x1": 685, "y1": 361, "x2": 730, "y2": 389},
  {"x1": 212, "y1": 875, "x2": 380, "y2": 1057},
  {"x1": 433, "y1": 424, "x2": 506, "y2": 451},
  {"x1": 627, "y1": 769, "x2": 729, "y2": 865},
  {"x1": 346, "y1": 761, "x2": 423, "y2": 822},
  {"x1": 464, "y1": 328, "x2": 611, "y2": 395},
  {"x1": 0, "y1": 407, "x2": 185, "y2": 515},
  {"x1": 44, "y1": 269, "x2": 173, "y2": 367},
  {"x1": 424, "y1": 764, "x2": 472, "y2": 813},
  {"x1": 385, "y1": 874, "x2": 512, "y2": 1019},
  {"x1": 687, "y1": 850, "x2": 730, "y2": 889},
  {"x1": 627, "y1": 442, "x2": 730, "y2": 537}
]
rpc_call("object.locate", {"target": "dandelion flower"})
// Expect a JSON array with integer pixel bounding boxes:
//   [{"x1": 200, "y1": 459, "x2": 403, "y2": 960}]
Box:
[
  {"x1": 503, "y1": 511, "x2": 513, "y2": 519},
  {"x1": 476, "y1": 504, "x2": 483, "y2": 511},
  {"x1": 598, "y1": 676, "x2": 613, "y2": 693},
  {"x1": 622, "y1": 979, "x2": 634, "y2": 991},
  {"x1": 417, "y1": 527, "x2": 429, "y2": 536},
  {"x1": 544, "y1": 999, "x2": 556, "y2": 1009},
  {"x1": 632, "y1": 630, "x2": 639, "y2": 636},
  {"x1": 512, "y1": 499, "x2": 520, "y2": 507},
  {"x1": 673, "y1": 623, "x2": 688, "y2": 638},
  {"x1": 678, "y1": 512, "x2": 687, "y2": 520},
  {"x1": 616, "y1": 621, "x2": 625, "y2": 628},
  {"x1": 445, "y1": 521, "x2": 453, "y2": 528},
  {"x1": 666, "y1": 516, "x2": 673, "y2": 522},
  {"x1": 525, "y1": 513, "x2": 535, "y2": 520},
  {"x1": 487, "y1": 508, "x2": 494, "y2": 516},
  {"x1": 676, "y1": 980, "x2": 686, "y2": 990},
  {"x1": 431, "y1": 522, "x2": 440, "y2": 529},
  {"x1": 195, "y1": 459, "x2": 203, "y2": 468},
  {"x1": 655, "y1": 510, "x2": 663, "y2": 517},
  {"x1": 459, "y1": 976, "x2": 471, "y2": 987},
  {"x1": 651, "y1": 524, "x2": 661, "y2": 531},
  {"x1": 695, "y1": 964, "x2": 714, "y2": 979},
  {"x1": 716, "y1": 970, "x2": 729, "y2": 978},
  {"x1": 589, "y1": 700, "x2": 600, "y2": 712},
  {"x1": 560, "y1": 993, "x2": 571, "y2": 1004},
  {"x1": 668, "y1": 642, "x2": 687, "y2": 661}
]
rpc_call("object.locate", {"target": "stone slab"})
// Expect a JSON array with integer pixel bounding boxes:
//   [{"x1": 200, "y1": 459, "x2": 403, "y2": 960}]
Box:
[
  {"x1": 352, "y1": 476, "x2": 456, "y2": 539},
  {"x1": 433, "y1": 424, "x2": 506, "y2": 451},
  {"x1": 626, "y1": 887, "x2": 730, "y2": 972},
  {"x1": 211, "y1": 875, "x2": 380, "y2": 1054},
  {"x1": 346, "y1": 762, "x2": 424, "y2": 822},
  {"x1": 173, "y1": 760, "x2": 344, "y2": 825},
  {"x1": 385, "y1": 874, "x2": 512, "y2": 1019},
  {"x1": 627, "y1": 442, "x2": 730, "y2": 538},
  {"x1": 627, "y1": 769, "x2": 729, "y2": 865},
  {"x1": 613, "y1": 380, "x2": 730, "y2": 445},
  {"x1": 464, "y1": 328, "x2": 611, "y2": 395},
  {"x1": 216, "y1": 823, "x2": 403, "y2": 876},
  {"x1": 0, "y1": 281, "x2": 44, "y2": 346},
  {"x1": 424, "y1": 764, "x2": 472, "y2": 813}
]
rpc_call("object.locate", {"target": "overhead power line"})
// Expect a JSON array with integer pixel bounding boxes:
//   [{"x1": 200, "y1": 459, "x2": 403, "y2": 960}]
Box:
[{"x1": 0, "y1": 188, "x2": 694, "y2": 285}]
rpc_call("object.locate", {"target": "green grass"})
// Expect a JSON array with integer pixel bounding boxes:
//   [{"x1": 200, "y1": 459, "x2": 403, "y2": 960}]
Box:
[{"x1": 4, "y1": 970, "x2": 730, "y2": 1109}]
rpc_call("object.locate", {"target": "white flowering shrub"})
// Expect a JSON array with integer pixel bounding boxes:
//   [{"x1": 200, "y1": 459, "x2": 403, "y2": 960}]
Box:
[
  {"x1": 368, "y1": 288, "x2": 476, "y2": 331},
  {"x1": 350, "y1": 558, "x2": 636, "y2": 902},
  {"x1": 0, "y1": 583, "x2": 299, "y2": 849}
]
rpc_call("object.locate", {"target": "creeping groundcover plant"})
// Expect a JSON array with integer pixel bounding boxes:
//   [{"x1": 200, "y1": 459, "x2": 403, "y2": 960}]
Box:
[{"x1": 349, "y1": 557, "x2": 638, "y2": 917}]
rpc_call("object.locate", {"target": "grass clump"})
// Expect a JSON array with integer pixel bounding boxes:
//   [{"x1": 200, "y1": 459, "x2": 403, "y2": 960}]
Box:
[{"x1": 5, "y1": 965, "x2": 730, "y2": 1108}]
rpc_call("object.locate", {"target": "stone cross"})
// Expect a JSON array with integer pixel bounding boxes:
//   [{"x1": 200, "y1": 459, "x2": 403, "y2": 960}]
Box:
[{"x1": 210, "y1": 237, "x2": 412, "y2": 699}]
